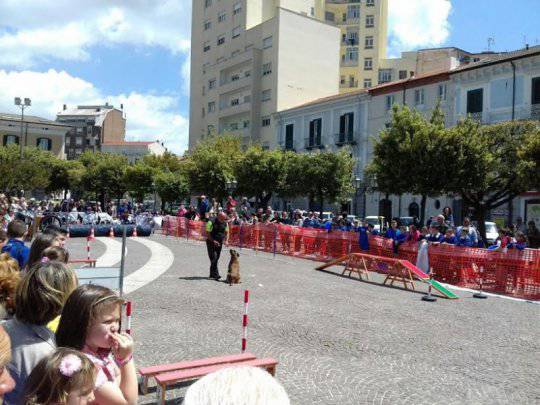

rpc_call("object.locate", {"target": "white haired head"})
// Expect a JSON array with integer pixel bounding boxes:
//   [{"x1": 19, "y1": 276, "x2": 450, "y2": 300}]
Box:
[{"x1": 183, "y1": 366, "x2": 290, "y2": 405}]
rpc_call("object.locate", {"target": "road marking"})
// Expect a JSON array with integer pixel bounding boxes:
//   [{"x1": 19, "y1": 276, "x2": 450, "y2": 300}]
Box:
[
  {"x1": 123, "y1": 238, "x2": 174, "y2": 295},
  {"x1": 95, "y1": 237, "x2": 125, "y2": 267}
]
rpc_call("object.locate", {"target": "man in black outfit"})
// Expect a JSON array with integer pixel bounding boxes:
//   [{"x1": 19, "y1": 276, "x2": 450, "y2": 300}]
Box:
[{"x1": 205, "y1": 212, "x2": 229, "y2": 280}]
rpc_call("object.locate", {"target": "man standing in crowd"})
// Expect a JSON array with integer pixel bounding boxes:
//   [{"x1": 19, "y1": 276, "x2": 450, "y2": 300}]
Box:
[
  {"x1": 198, "y1": 195, "x2": 210, "y2": 221},
  {"x1": 457, "y1": 217, "x2": 478, "y2": 247},
  {"x1": 1, "y1": 220, "x2": 29, "y2": 269},
  {"x1": 205, "y1": 212, "x2": 229, "y2": 280}
]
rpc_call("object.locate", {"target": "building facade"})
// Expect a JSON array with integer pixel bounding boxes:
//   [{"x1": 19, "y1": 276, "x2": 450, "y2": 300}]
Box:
[
  {"x1": 57, "y1": 104, "x2": 126, "y2": 159},
  {"x1": 189, "y1": 0, "x2": 340, "y2": 150},
  {"x1": 0, "y1": 113, "x2": 70, "y2": 159},
  {"x1": 101, "y1": 141, "x2": 166, "y2": 163}
]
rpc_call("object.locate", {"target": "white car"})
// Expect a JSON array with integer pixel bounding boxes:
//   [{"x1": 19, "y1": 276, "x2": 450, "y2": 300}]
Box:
[
  {"x1": 485, "y1": 221, "x2": 499, "y2": 245},
  {"x1": 365, "y1": 216, "x2": 384, "y2": 232}
]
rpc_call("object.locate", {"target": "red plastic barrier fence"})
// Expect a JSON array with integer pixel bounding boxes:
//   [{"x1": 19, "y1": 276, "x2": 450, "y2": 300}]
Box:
[{"x1": 161, "y1": 216, "x2": 540, "y2": 300}]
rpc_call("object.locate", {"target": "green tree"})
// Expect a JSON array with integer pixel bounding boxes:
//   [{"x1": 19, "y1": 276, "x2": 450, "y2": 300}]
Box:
[
  {"x1": 298, "y1": 150, "x2": 354, "y2": 215},
  {"x1": 46, "y1": 159, "x2": 85, "y2": 197},
  {"x1": 234, "y1": 146, "x2": 286, "y2": 208},
  {"x1": 154, "y1": 170, "x2": 190, "y2": 211},
  {"x1": 143, "y1": 151, "x2": 184, "y2": 173},
  {"x1": 79, "y1": 152, "x2": 128, "y2": 204},
  {"x1": 185, "y1": 135, "x2": 242, "y2": 201},
  {"x1": 365, "y1": 104, "x2": 451, "y2": 224},
  {"x1": 124, "y1": 162, "x2": 156, "y2": 203},
  {"x1": 446, "y1": 119, "x2": 540, "y2": 240}
]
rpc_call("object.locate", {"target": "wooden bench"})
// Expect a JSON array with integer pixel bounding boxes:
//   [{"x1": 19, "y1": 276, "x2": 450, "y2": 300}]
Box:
[
  {"x1": 138, "y1": 352, "x2": 256, "y2": 395},
  {"x1": 68, "y1": 259, "x2": 97, "y2": 268},
  {"x1": 154, "y1": 357, "x2": 278, "y2": 404}
]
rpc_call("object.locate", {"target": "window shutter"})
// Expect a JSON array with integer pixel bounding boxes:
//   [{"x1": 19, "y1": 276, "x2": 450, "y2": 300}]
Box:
[
  {"x1": 347, "y1": 113, "x2": 354, "y2": 135},
  {"x1": 316, "y1": 118, "x2": 322, "y2": 145},
  {"x1": 309, "y1": 120, "x2": 315, "y2": 145}
]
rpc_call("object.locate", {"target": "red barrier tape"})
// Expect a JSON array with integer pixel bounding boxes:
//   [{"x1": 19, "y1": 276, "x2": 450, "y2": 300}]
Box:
[{"x1": 162, "y1": 216, "x2": 540, "y2": 300}]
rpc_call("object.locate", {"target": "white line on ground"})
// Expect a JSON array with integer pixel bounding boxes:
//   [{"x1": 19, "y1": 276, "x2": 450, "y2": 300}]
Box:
[
  {"x1": 94, "y1": 237, "x2": 126, "y2": 267},
  {"x1": 440, "y1": 283, "x2": 540, "y2": 304},
  {"x1": 123, "y1": 238, "x2": 174, "y2": 295}
]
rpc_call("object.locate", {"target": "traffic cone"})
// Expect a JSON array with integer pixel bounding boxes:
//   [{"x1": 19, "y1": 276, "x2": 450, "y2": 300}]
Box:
[
  {"x1": 109, "y1": 225, "x2": 114, "y2": 238},
  {"x1": 89, "y1": 226, "x2": 95, "y2": 240},
  {"x1": 132, "y1": 226, "x2": 138, "y2": 238}
]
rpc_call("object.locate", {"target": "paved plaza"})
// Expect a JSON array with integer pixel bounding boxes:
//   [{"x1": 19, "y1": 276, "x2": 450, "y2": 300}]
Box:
[{"x1": 68, "y1": 235, "x2": 540, "y2": 404}]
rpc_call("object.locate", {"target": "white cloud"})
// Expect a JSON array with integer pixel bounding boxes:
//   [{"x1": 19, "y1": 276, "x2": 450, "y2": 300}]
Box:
[
  {"x1": 0, "y1": 69, "x2": 189, "y2": 154},
  {"x1": 388, "y1": 0, "x2": 452, "y2": 56},
  {"x1": 0, "y1": 0, "x2": 191, "y2": 68}
]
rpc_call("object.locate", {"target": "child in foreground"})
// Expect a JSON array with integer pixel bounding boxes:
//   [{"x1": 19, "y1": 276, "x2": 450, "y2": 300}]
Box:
[
  {"x1": 56, "y1": 285, "x2": 138, "y2": 405},
  {"x1": 24, "y1": 348, "x2": 96, "y2": 405}
]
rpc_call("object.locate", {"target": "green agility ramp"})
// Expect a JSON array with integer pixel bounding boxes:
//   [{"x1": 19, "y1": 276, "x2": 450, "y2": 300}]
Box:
[{"x1": 400, "y1": 260, "x2": 459, "y2": 299}]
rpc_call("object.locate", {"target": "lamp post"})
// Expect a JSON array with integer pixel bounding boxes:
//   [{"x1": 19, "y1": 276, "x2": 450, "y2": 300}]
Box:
[
  {"x1": 14, "y1": 97, "x2": 31, "y2": 158},
  {"x1": 353, "y1": 176, "x2": 362, "y2": 217}
]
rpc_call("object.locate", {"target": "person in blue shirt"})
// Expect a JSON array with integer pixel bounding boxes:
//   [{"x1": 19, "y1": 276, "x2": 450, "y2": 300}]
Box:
[
  {"x1": 358, "y1": 221, "x2": 369, "y2": 251},
  {"x1": 367, "y1": 224, "x2": 379, "y2": 236},
  {"x1": 426, "y1": 225, "x2": 444, "y2": 243},
  {"x1": 441, "y1": 229, "x2": 457, "y2": 245},
  {"x1": 456, "y1": 228, "x2": 473, "y2": 247},
  {"x1": 384, "y1": 220, "x2": 403, "y2": 254},
  {"x1": 197, "y1": 195, "x2": 210, "y2": 221},
  {"x1": 507, "y1": 232, "x2": 528, "y2": 250},
  {"x1": 1, "y1": 220, "x2": 29, "y2": 269}
]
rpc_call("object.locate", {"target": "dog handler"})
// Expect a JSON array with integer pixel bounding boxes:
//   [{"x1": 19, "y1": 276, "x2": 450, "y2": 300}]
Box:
[{"x1": 205, "y1": 212, "x2": 229, "y2": 280}]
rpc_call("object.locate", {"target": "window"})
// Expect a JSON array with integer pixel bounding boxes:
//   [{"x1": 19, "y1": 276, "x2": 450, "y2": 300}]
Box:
[
  {"x1": 366, "y1": 15, "x2": 374, "y2": 28},
  {"x1": 340, "y1": 75, "x2": 345, "y2": 85},
  {"x1": 231, "y1": 73, "x2": 240, "y2": 81},
  {"x1": 208, "y1": 101, "x2": 215, "y2": 112},
  {"x1": 285, "y1": 124, "x2": 294, "y2": 150},
  {"x1": 263, "y1": 36, "x2": 273, "y2": 49},
  {"x1": 339, "y1": 113, "x2": 354, "y2": 141},
  {"x1": 364, "y1": 57, "x2": 373, "y2": 70},
  {"x1": 438, "y1": 84, "x2": 447, "y2": 101},
  {"x1": 204, "y1": 20, "x2": 211, "y2": 30},
  {"x1": 532, "y1": 77, "x2": 540, "y2": 105},
  {"x1": 414, "y1": 89, "x2": 425, "y2": 105},
  {"x1": 233, "y1": 2, "x2": 241, "y2": 15},
  {"x1": 261, "y1": 89, "x2": 271, "y2": 102},
  {"x1": 209, "y1": 78, "x2": 216, "y2": 89},
  {"x1": 231, "y1": 98, "x2": 239, "y2": 106},
  {"x1": 365, "y1": 36, "x2": 373, "y2": 49},
  {"x1": 378, "y1": 69, "x2": 392, "y2": 84},
  {"x1": 364, "y1": 78, "x2": 372, "y2": 88},
  {"x1": 243, "y1": 120, "x2": 250, "y2": 128},
  {"x1": 345, "y1": 47, "x2": 358, "y2": 62},
  {"x1": 207, "y1": 125, "x2": 215, "y2": 135},
  {"x1": 366, "y1": 0, "x2": 375, "y2": 6},
  {"x1": 345, "y1": 29, "x2": 358, "y2": 45},
  {"x1": 325, "y1": 11, "x2": 335, "y2": 22},
  {"x1": 244, "y1": 70, "x2": 251, "y2": 77},
  {"x1": 262, "y1": 62, "x2": 272, "y2": 76},
  {"x1": 203, "y1": 41, "x2": 210, "y2": 52},
  {"x1": 217, "y1": 34, "x2": 225, "y2": 45},
  {"x1": 202, "y1": 107, "x2": 205, "y2": 117},
  {"x1": 467, "y1": 88, "x2": 483, "y2": 114},
  {"x1": 230, "y1": 122, "x2": 239, "y2": 130},
  {"x1": 310, "y1": 7, "x2": 315, "y2": 16},
  {"x1": 3, "y1": 135, "x2": 19, "y2": 146},
  {"x1": 218, "y1": 11, "x2": 226, "y2": 22},
  {"x1": 232, "y1": 26, "x2": 241, "y2": 38},
  {"x1": 262, "y1": 117, "x2": 271, "y2": 127},
  {"x1": 205, "y1": 0, "x2": 212, "y2": 8},
  {"x1": 347, "y1": 5, "x2": 360, "y2": 19},
  {"x1": 309, "y1": 118, "x2": 322, "y2": 146},
  {"x1": 399, "y1": 70, "x2": 408, "y2": 80},
  {"x1": 386, "y1": 95, "x2": 395, "y2": 111}
]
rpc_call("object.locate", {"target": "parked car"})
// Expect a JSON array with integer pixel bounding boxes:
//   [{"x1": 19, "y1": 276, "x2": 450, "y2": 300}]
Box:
[
  {"x1": 365, "y1": 216, "x2": 385, "y2": 232},
  {"x1": 320, "y1": 212, "x2": 333, "y2": 222},
  {"x1": 398, "y1": 216, "x2": 415, "y2": 231}
]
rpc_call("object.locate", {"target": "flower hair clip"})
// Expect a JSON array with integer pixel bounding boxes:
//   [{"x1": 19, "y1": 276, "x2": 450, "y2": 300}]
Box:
[
  {"x1": 41, "y1": 257, "x2": 50, "y2": 263},
  {"x1": 59, "y1": 354, "x2": 82, "y2": 377}
]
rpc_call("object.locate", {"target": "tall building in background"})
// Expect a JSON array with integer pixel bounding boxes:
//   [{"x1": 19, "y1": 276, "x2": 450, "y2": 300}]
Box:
[{"x1": 189, "y1": 0, "x2": 340, "y2": 150}]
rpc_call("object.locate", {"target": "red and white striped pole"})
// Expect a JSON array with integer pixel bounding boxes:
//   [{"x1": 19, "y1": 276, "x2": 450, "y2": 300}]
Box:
[
  {"x1": 86, "y1": 236, "x2": 91, "y2": 260},
  {"x1": 241, "y1": 290, "x2": 249, "y2": 353},
  {"x1": 125, "y1": 301, "x2": 132, "y2": 335}
]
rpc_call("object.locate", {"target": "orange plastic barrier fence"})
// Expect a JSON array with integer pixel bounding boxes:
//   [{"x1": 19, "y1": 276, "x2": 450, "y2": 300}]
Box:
[{"x1": 162, "y1": 217, "x2": 540, "y2": 300}]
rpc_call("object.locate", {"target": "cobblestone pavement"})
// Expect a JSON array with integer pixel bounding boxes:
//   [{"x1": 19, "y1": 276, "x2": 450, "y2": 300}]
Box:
[{"x1": 70, "y1": 235, "x2": 540, "y2": 404}]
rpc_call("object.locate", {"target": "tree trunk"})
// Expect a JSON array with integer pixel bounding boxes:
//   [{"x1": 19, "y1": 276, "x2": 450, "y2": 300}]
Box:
[
  {"x1": 319, "y1": 192, "x2": 324, "y2": 217},
  {"x1": 476, "y1": 206, "x2": 487, "y2": 246},
  {"x1": 419, "y1": 195, "x2": 427, "y2": 226},
  {"x1": 260, "y1": 192, "x2": 273, "y2": 209}
]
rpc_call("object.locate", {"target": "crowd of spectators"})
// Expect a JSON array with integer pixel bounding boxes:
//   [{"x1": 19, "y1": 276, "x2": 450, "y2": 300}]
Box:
[{"x1": 178, "y1": 197, "x2": 540, "y2": 251}]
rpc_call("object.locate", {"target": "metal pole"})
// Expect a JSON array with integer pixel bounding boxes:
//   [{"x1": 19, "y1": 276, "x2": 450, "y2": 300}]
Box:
[
  {"x1": 119, "y1": 225, "x2": 127, "y2": 297},
  {"x1": 19, "y1": 105, "x2": 24, "y2": 158}
]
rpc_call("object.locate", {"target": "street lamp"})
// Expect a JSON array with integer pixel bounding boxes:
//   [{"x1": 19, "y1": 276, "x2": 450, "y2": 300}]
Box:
[{"x1": 14, "y1": 97, "x2": 31, "y2": 158}]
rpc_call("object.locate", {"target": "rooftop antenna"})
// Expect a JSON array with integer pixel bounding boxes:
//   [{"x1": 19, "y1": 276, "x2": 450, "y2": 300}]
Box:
[
  {"x1": 522, "y1": 35, "x2": 528, "y2": 48},
  {"x1": 487, "y1": 37, "x2": 495, "y2": 52}
]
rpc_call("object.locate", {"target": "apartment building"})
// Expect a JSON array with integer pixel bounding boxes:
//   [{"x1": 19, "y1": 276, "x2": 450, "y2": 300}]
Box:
[
  {"x1": 57, "y1": 104, "x2": 126, "y2": 159},
  {"x1": 101, "y1": 141, "x2": 166, "y2": 163},
  {"x1": 189, "y1": 0, "x2": 340, "y2": 150},
  {"x1": 323, "y1": 0, "x2": 388, "y2": 92}
]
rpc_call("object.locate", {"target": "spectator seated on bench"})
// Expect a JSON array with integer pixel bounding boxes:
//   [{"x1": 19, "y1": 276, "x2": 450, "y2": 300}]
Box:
[{"x1": 183, "y1": 366, "x2": 289, "y2": 405}]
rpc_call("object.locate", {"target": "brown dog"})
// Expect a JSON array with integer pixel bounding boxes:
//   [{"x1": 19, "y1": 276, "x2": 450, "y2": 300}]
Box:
[{"x1": 226, "y1": 249, "x2": 241, "y2": 286}]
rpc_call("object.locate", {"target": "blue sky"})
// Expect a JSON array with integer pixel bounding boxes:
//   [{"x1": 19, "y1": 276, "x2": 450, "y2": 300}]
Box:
[{"x1": 0, "y1": 0, "x2": 538, "y2": 154}]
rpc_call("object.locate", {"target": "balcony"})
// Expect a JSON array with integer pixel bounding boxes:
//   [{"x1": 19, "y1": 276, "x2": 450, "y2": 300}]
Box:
[
  {"x1": 531, "y1": 103, "x2": 540, "y2": 120},
  {"x1": 340, "y1": 81, "x2": 358, "y2": 89},
  {"x1": 218, "y1": 100, "x2": 251, "y2": 118},
  {"x1": 338, "y1": 17, "x2": 360, "y2": 25},
  {"x1": 304, "y1": 137, "x2": 325, "y2": 150},
  {"x1": 342, "y1": 38, "x2": 358, "y2": 46},
  {"x1": 334, "y1": 132, "x2": 357, "y2": 146},
  {"x1": 341, "y1": 59, "x2": 358, "y2": 67}
]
